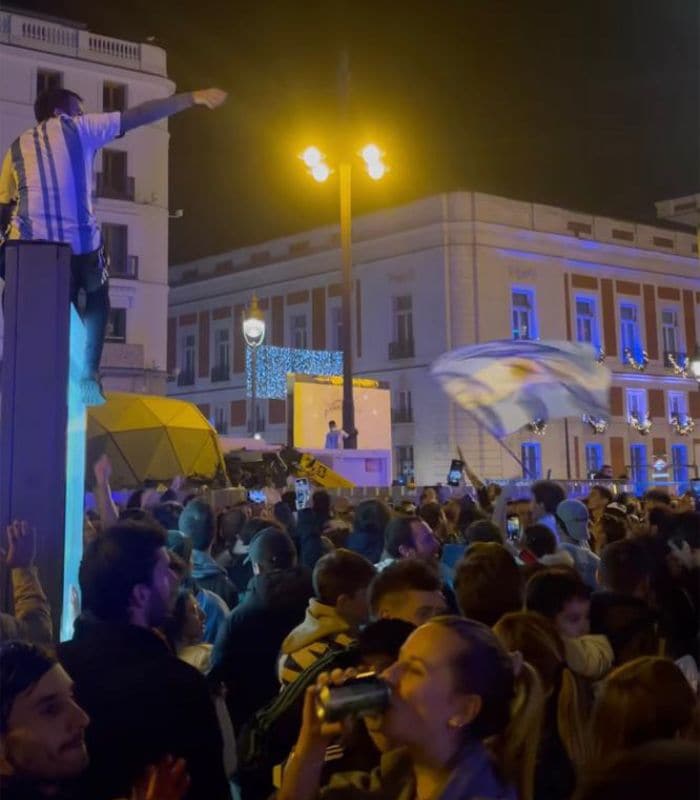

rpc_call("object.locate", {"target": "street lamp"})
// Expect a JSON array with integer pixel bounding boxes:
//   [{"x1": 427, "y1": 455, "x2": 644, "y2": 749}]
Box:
[
  {"x1": 690, "y1": 345, "x2": 700, "y2": 382},
  {"x1": 242, "y1": 294, "x2": 266, "y2": 438},
  {"x1": 299, "y1": 141, "x2": 388, "y2": 449}
]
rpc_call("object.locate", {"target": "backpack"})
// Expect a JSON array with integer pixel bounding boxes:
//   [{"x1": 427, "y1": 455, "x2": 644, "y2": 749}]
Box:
[{"x1": 236, "y1": 642, "x2": 360, "y2": 775}]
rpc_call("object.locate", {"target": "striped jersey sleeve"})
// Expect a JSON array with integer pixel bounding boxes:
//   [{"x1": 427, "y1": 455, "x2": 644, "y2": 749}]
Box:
[{"x1": 279, "y1": 631, "x2": 356, "y2": 687}]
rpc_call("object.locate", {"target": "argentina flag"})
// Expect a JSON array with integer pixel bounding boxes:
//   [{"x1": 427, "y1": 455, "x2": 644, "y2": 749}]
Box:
[{"x1": 431, "y1": 340, "x2": 611, "y2": 438}]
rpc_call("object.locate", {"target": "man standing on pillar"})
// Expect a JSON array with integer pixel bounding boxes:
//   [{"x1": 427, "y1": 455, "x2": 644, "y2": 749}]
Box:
[{"x1": 0, "y1": 86, "x2": 227, "y2": 405}]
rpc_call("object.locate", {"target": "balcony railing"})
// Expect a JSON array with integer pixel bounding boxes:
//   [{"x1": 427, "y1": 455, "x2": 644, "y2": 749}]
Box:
[
  {"x1": 110, "y1": 255, "x2": 138, "y2": 279},
  {"x1": 177, "y1": 369, "x2": 195, "y2": 387},
  {"x1": 247, "y1": 416, "x2": 266, "y2": 434},
  {"x1": 663, "y1": 350, "x2": 687, "y2": 369},
  {"x1": 388, "y1": 339, "x2": 415, "y2": 360},
  {"x1": 392, "y1": 408, "x2": 414, "y2": 423},
  {"x1": 95, "y1": 173, "x2": 135, "y2": 201},
  {"x1": 210, "y1": 363, "x2": 230, "y2": 383}
]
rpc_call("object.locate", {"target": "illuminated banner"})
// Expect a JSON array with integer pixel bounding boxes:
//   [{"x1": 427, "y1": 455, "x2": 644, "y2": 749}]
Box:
[{"x1": 246, "y1": 345, "x2": 343, "y2": 399}]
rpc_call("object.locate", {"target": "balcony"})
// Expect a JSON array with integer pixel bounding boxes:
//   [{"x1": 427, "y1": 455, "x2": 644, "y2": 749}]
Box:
[
  {"x1": 177, "y1": 369, "x2": 195, "y2": 387},
  {"x1": 392, "y1": 408, "x2": 414, "y2": 424},
  {"x1": 110, "y1": 255, "x2": 138, "y2": 279},
  {"x1": 247, "y1": 416, "x2": 266, "y2": 434},
  {"x1": 663, "y1": 350, "x2": 687, "y2": 370},
  {"x1": 95, "y1": 173, "x2": 135, "y2": 202},
  {"x1": 210, "y1": 363, "x2": 230, "y2": 383},
  {"x1": 388, "y1": 339, "x2": 415, "y2": 360}
]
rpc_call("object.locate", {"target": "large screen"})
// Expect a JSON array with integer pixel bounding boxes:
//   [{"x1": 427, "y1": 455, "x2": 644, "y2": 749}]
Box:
[{"x1": 289, "y1": 374, "x2": 392, "y2": 450}]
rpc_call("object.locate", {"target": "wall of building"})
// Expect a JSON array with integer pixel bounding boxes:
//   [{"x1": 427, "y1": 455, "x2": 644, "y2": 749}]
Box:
[
  {"x1": 168, "y1": 191, "x2": 700, "y2": 486},
  {"x1": 0, "y1": 9, "x2": 174, "y2": 393}
]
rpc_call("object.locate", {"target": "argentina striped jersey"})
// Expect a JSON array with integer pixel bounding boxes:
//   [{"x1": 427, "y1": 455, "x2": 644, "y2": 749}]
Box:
[{"x1": 0, "y1": 111, "x2": 121, "y2": 255}]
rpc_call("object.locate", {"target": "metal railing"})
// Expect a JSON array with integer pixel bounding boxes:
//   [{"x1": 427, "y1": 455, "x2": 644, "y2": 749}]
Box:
[
  {"x1": 210, "y1": 363, "x2": 230, "y2": 383},
  {"x1": 177, "y1": 369, "x2": 195, "y2": 387}
]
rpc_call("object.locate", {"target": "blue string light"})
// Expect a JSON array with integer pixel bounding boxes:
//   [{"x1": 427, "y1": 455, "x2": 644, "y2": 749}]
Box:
[{"x1": 246, "y1": 345, "x2": 344, "y2": 398}]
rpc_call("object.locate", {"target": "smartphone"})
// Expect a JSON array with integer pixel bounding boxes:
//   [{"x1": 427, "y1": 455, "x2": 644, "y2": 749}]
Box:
[
  {"x1": 248, "y1": 489, "x2": 266, "y2": 504},
  {"x1": 506, "y1": 515, "x2": 521, "y2": 541},
  {"x1": 447, "y1": 459, "x2": 464, "y2": 487},
  {"x1": 295, "y1": 478, "x2": 311, "y2": 511}
]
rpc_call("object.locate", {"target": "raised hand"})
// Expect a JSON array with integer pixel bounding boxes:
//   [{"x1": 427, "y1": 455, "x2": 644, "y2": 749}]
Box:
[
  {"x1": 6, "y1": 520, "x2": 36, "y2": 569},
  {"x1": 132, "y1": 756, "x2": 189, "y2": 800},
  {"x1": 93, "y1": 454, "x2": 112, "y2": 487},
  {"x1": 192, "y1": 88, "x2": 228, "y2": 109}
]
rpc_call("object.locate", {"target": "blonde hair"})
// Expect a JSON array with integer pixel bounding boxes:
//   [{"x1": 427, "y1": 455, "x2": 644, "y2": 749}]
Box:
[
  {"x1": 493, "y1": 611, "x2": 593, "y2": 766},
  {"x1": 488, "y1": 660, "x2": 545, "y2": 800},
  {"x1": 589, "y1": 656, "x2": 696, "y2": 763}
]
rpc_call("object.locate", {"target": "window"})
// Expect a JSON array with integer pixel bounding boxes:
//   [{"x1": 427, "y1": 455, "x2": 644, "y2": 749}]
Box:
[
  {"x1": 211, "y1": 327, "x2": 230, "y2": 381},
  {"x1": 511, "y1": 288, "x2": 536, "y2": 340},
  {"x1": 101, "y1": 223, "x2": 134, "y2": 277},
  {"x1": 396, "y1": 445, "x2": 415, "y2": 481},
  {"x1": 661, "y1": 309, "x2": 682, "y2": 359},
  {"x1": 105, "y1": 308, "x2": 126, "y2": 343},
  {"x1": 393, "y1": 390, "x2": 413, "y2": 423},
  {"x1": 521, "y1": 442, "x2": 542, "y2": 479},
  {"x1": 36, "y1": 69, "x2": 62, "y2": 96},
  {"x1": 179, "y1": 333, "x2": 195, "y2": 384},
  {"x1": 290, "y1": 314, "x2": 308, "y2": 349},
  {"x1": 619, "y1": 303, "x2": 640, "y2": 361},
  {"x1": 393, "y1": 295, "x2": 413, "y2": 344},
  {"x1": 103, "y1": 82, "x2": 127, "y2": 112},
  {"x1": 213, "y1": 406, "x2": 228, "y2": 435},
  {"x1": 671, "y1": 444, "x2": 689, "y2": 486},
  {"x1": 575, "y1": 297, "x2": 598, "y2": 346},
  {"x1": 98, "y1": 150, "x2": 131, "y2": 199},
  {"x1": 630, "y1": 444, "x2": 647, "y2": 487},
  {"x1": 330, "y1": 305, "x2": 343, "y2": 351},
  {"x1": 668, "y1": 391, "x2": 687, "y2": 419},
  {"x1": 585, "y1": 443, "x2": 603, "y2": 477},
  {"x1": 626, "y1": 389, "x2": 647, "y2": 420}
]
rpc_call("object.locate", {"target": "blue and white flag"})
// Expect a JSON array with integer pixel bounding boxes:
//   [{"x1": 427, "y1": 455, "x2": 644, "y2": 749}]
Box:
[{"x1": 431, "y1": 340, "x2": 611, "y2": 438}]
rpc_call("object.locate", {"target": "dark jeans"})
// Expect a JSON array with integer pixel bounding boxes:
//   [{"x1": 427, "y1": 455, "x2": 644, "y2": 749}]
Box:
[{"x1": 70, "y1": 247, "x2": 110, "y2": 377}]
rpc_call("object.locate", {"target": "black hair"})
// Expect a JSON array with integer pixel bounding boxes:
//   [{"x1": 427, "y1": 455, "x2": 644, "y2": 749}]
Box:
[
  {"x1": 600, "y1": 539, "x2": 652, "y2": 596},
  {"x1": 418, "y1": 502, "x2": 443, "y2": 531},
  {"x1": 0, "y1": 641, "x2": 55, "y2": 733},
  {"x1": 311, "y1": 490, "x2": 331, "y2": 521},
  {"x1": 464, "y1": 518, "x2": 505, "y2": 546},
  {"x1": 357, "y1": 618, "x2": 415, "y2": 661},
  {"x1": 531, "y1": 480, "x2": 566, "y2": 514},
  {"x1": 522, "y1": 523, "x2": 557, "y2": 557},
  {"x1": 79, "y1": 520, "x2": 167, "y2": 622},
  {"x1": 239, "y1": 516, "x2": 274, "y2": 546},
  {"x1": 525, "y1": 568, "x2": 590, "y2": 619},
  {"x1": 353, "y1": 499, "x2": 392, "y2": 537},
  {"x1": 151, "y1": 501, "x2": 183, "y2": 532},
  {"x1": 383, "y1": 515, "x2": 418, "y2": 558},
  {"x1": 368, "y1": 558, "x2": 441, "y2": 615},
  {"x1": 34, "y1": 88, "x2": 83, "y2": 123},
  {"x1": 455, "y1": 543, "x2": 522, "y2": 627},
  {"x1": 328, "y1": 420, "x2": 337, "y2": 427},
  {"x1": 178, "y1": 498, "x2": 216, "y2": 551},
  {"x1": 590, "y1": 485, "x2": 614, "y2": 504},
  {"x1": 644, "y1": 488, "x2": 672, "y2": 506},
  {"x1": 312, "y1": 548, "x2": 375, "y2": 606}
]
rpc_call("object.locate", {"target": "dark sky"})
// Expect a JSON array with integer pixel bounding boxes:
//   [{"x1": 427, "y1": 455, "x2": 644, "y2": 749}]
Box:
[{"x1": 10, "y1": 0, "x2": 700, "y2": 264}]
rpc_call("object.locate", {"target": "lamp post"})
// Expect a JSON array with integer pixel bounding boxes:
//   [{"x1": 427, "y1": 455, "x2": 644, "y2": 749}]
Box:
[
  {"x1": 242, "y1": 294, "x2": 266, "y2": 438},
  {"x1": 299, "y1": 85, "x2": 387, "y2": 448}
]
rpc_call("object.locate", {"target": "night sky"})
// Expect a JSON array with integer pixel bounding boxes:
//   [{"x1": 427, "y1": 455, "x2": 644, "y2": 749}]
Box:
[{"x1": 9, "y1": 0, "x2": 700, "y2": 264}]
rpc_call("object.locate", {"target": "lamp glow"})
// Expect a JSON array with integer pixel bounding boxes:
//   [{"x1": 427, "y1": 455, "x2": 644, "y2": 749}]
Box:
[
  {"x1": 300, "y1": 146, "x2": 323, "y2": 168},
  {"x1": 367, "y1": 161, "x2": 386, "y2": 180},
  {"x1": 360, "y1": 144, "x2": 387, "y2": 180},
  {"x1": 311, "y1": 162, "x2": 331, "y2": 182},
  {"x1": 242, "y1": 294, "x2": 266, "y2": 347},
  {"x1": 360, "y1": 144, "x2": 381, "y2": 163},
  {"x1": 691, "y1": 346, "x2": 700, "y2": 380}
]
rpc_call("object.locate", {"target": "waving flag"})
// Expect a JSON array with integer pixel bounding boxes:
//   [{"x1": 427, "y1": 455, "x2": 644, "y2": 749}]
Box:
[{"x1": 431, "y1": 340, "x2": 611, "y2": 438}]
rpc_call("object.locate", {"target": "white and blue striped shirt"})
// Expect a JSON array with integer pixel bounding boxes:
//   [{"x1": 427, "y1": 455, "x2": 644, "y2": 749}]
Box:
[{"x1": 0, "y1": 111, "x2": 121, "y2": 255}]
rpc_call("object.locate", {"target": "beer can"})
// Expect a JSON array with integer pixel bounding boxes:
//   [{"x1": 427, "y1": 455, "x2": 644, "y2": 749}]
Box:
[{"x1": 316, "y1": 672, "x2": 391, "y2": 723}]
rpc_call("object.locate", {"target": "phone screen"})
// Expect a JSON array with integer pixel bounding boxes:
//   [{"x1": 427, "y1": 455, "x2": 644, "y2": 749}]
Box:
[
  {"x1": 295, "y1": 478, "x2": 310, "y2": 511},
  {"x1": 447, "y1": 459, "x2": 464, "y2": 487},
  {"x1": 506, "y1": 515, "x2": 521, "y2": 541},
  {"x1": 248, "y1": 489, "x2": 266, "y2": 504}
]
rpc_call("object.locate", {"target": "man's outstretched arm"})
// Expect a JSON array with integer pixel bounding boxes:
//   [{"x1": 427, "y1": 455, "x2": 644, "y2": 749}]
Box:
[{"x1": 120, "y1": 88, "x2": 227, "y2": 135}]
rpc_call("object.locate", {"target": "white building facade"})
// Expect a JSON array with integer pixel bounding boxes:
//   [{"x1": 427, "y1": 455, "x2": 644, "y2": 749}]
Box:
[
  {"x1": 168, "y1": 192, "x2": 700, "y2": 486},
  {"x1": 0, "y1": 8, "x2": 174, "y2": 393}
]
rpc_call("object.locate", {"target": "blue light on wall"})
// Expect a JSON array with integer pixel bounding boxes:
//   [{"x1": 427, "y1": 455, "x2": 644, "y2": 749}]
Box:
[
  {"x1": 62, "y1": 307, "x2": 87, "y2": 642},
  {"x1": 246, "y1": 345, "x2": 344, "y2": 398}
]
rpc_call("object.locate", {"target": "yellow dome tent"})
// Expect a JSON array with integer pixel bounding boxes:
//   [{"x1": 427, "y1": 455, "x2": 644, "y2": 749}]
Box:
[{"x1": 87, "y1": 392, "x2": 226, "y2": 488}]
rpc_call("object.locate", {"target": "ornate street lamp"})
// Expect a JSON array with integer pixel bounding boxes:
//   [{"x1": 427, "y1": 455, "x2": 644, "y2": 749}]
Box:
[{"x1": 242, "y1": 294, "x2": 266, "y2": 437}]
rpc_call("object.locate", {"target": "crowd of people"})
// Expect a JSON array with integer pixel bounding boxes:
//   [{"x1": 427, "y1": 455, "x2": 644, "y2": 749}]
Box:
[{"x1": 0, "y1": 458, "x2": 698, "y2": 800}]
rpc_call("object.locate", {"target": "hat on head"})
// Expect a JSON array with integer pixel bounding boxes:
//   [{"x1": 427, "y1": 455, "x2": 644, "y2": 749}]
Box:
[
  {"x1": 246, "y1": 527, "x2": 296, "y2": 570},
  {"x1": 604, "y1": 502, "x2": 628, "y2": 520},
  {"x1": 556, "y1": 499, "x2": 590, "y2": 543}
]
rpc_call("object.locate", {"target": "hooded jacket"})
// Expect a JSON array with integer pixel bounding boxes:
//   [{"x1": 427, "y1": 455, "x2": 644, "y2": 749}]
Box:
[
  {"x1": 191, "y1": 549, "x2": 239, "y2": 609},
  {"x1": 58, "y1": 618, "x2": 229, "y2": 800},
  {"x1": 278, "y1": 598, "x2": 355, "y2": 686},
  {"x1": 210, "y1": 565, "x2": 313, "y2": 731}
]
